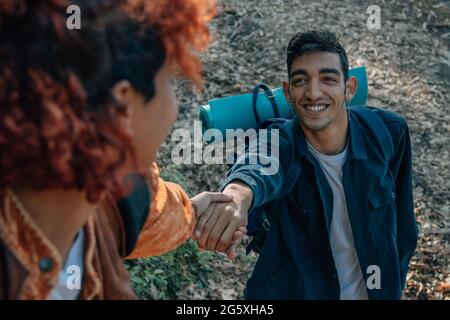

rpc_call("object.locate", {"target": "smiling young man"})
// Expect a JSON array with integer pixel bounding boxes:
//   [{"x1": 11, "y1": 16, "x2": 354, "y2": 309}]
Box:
[{"x1": 194, "y1": 30, "x2": 419, "y2": 299}]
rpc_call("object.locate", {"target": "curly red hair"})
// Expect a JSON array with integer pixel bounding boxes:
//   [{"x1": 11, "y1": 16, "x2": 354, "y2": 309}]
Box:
[
  {"x1": 124, "y1": 0, "x2": 216, "y2": 87},
  {"x1": 0, "y1": 0, "x2": 215, "y2": 202}
]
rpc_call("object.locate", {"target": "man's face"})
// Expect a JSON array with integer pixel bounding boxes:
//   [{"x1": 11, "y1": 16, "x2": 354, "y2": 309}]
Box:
[
  {"x1": 132, "y1": 61, "x2": 178, "y2": 167},
  {"x1": 113, "y1": 60, "x2": 178, "y2": 170},
  {"x1": 283, "y1": 51, "x2": 348, "y2": 132}
]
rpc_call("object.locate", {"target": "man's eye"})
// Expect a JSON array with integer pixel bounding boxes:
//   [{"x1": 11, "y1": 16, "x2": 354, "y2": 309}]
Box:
[
  {"x1": 292, "y1": 79, "x2": 306, "y2": 85},
  {"x1": 323, "y1": 77, "x2": 337, "y2": 83}
]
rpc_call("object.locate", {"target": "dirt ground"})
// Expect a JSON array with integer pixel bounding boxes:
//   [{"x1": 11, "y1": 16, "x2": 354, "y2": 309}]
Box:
[{"x1": 156, "y1": 0, "x2": 450, "y2": 300}]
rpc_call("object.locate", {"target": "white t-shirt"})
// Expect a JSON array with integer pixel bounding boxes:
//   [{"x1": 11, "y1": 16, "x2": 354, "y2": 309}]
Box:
[
  {"x1": 307, "y1": 140, "x2": 368, "y2": 300},
  {"x1": 47, "y1": 229, "x2": 85, "y2": 300}
]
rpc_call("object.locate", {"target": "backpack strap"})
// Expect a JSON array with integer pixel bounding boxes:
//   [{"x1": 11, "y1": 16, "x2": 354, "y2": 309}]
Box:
[
  {"x1": 252, "y1": 84, "x2": 280, "y2": 128},
  {"x1": 226, "y1": 84, "x2": 281, "y2": 168},
  {"x1": 348, "y1": 105, "x2": 394, "y2": 162}
]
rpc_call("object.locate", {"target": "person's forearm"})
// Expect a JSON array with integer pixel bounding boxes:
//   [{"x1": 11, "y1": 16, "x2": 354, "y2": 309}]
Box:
[{"x1": 220, "y1": 125, "x2": 292, "y2": 209}]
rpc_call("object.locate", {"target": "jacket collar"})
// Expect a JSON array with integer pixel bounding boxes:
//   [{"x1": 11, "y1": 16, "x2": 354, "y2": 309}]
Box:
[
  {"x1": 347, "y1": 109, "x2": 367, "y2": 160},
  {"x1": 293, "y1": 108, "x2": 367, "y2": 160},
  {"x1": 0, "y1": 188, "x2": 62, "y2": 278},
  {"x1": 0, "y1": 188, "x2": 100, "y2": 299}
]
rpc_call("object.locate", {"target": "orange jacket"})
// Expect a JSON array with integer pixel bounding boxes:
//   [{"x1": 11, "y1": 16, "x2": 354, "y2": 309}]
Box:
[{"x1": 0, "y1": 162, "x2": 195, "y2": 299}]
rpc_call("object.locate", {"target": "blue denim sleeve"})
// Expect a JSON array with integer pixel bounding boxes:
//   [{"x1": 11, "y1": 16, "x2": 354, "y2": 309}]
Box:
[
  {"x1": 389, "y1": 117, "x2": 419, "y2": 290},
  {"x1": 220, "y1": 125, "x2": 294, "y2": 211}
]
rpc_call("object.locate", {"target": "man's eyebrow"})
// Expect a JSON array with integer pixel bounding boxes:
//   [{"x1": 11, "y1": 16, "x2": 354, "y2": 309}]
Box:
[
  {"x1": 290, "y1": 69, "x2": 308, "y2": 78},
  {"x1": 319, "y1": 68, "x2": 341, "y2": 76},
  {"x1": 290, "y1": 68, "x2": 341, "y2": 78}
]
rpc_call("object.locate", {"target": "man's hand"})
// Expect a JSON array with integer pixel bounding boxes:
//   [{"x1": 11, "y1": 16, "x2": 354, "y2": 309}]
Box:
[
  {"x1": 190, "y1": 191, "x2": 234, "y2": 217},
  {"x1": 225, "y1": 225, "x2": 247, "y2": 260},
  {"x1": 193, "y1": 182, "x2": 253, "y2": 254}
]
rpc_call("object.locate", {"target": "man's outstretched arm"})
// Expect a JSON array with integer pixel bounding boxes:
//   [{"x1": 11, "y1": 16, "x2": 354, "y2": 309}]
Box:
[{"x1": 194, "y1": 125, "x2": 295, "y2": 253}]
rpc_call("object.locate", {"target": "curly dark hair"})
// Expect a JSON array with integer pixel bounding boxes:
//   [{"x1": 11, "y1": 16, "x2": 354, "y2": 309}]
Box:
[{"x1": 0, "y1": 0, "x2": 215, "y2": 202}]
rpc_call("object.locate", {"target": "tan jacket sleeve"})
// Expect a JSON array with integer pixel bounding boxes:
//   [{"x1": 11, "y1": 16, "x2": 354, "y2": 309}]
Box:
[{"x1": 126, "y1": 162, "x2": 195, "y2": 259}]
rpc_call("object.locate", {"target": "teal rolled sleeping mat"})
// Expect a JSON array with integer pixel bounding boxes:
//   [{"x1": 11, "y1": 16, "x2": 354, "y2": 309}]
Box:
[{"x1": 199, "y1": 66, "x2": 368, "y2": 140}]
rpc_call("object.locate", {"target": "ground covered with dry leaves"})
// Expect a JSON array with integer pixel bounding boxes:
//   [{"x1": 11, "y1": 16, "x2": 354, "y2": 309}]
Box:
[{"x1": 131, "y1": 0, "x2": 450, "y2": 300}]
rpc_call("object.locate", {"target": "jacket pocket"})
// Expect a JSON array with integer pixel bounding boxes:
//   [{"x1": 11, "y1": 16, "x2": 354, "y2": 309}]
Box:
[{"x1": 369, "y1": 184, "x2": 396, "y2": 209}]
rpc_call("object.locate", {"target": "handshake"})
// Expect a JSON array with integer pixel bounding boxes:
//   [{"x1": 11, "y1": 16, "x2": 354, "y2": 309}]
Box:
[{"x1": 190, "y1": 182, "x2": 253, "y2": 260}]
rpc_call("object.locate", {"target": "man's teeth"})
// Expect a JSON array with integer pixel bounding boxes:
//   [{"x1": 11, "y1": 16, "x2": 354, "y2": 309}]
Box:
[{"x1": 305, "y1": 105, "x2": 327, "y2": 112}]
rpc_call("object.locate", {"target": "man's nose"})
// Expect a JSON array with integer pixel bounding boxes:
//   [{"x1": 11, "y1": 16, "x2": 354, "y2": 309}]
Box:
[{"x1": 305, "y1": 81, "x2": 322, "y2": 101}]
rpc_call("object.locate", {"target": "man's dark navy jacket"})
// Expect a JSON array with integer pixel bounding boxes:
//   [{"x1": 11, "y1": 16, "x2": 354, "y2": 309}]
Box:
[{"x1": 223, "y1": 106, "x2": 419, "y2": 300}]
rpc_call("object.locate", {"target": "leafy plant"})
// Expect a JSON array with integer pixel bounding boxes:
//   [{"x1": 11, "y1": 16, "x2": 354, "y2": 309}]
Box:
[{"x1": 125, "y1": 240, "x2": 214, "y2": 299}]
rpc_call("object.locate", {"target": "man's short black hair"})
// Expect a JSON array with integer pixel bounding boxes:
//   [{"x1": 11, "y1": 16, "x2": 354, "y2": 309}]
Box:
[{"x1": 287, "y1": 30, "x2": 349, "y2": 82}]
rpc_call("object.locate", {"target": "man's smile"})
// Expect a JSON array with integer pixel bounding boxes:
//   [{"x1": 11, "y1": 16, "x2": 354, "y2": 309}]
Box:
[{"x1": 301, "y1": 103, "x2": 331, "y2": 114}]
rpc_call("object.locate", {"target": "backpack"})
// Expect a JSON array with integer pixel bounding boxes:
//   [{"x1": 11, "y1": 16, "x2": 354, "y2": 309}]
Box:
[{"x1": 245, "y1": 85, "x2": 394, "y2": 254}]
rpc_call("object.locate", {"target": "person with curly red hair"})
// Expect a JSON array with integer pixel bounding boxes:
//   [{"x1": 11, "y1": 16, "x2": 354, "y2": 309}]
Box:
[{"x1": 0, "y1": 0, "x2": 244, "y2": 299}]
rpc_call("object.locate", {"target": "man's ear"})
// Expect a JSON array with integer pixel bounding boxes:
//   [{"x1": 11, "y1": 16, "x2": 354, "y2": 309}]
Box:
[
  {"x1": 282, "y1": 80, "x2": 291, "y2": 103},
  {"x1": 111, "y1": 80, "x2": 134, "y2": 118},
  {"x1": 111, "y1": 80, "x2": 133, "y2": 104},
  {"x1": 345, "y1": 76, "x2": 357, "y2": 102}
]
